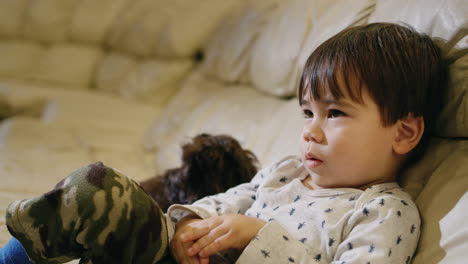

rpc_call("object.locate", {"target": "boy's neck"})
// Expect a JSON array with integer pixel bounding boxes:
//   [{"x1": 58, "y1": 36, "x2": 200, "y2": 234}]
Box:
[{"x1": 301, "y1": 175, "x2": 397, "y2": 191}]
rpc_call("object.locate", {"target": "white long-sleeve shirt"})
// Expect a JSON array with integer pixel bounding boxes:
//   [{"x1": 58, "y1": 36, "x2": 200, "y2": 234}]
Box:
[{"x1": 167, "y1": 156, "x2": 420, "y2": 263}]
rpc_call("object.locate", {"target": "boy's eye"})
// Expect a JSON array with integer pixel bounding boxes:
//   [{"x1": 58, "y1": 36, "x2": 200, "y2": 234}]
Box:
[
  {"x1": 328, "y1": 109, "x2": 345, "y2": 118},
  {"x1": 302, "y1": 109, "x2": 313, "y2": 118}
]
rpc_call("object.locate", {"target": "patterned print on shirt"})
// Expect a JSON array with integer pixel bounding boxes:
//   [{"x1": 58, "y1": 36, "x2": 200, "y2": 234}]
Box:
[
  {"x1": 328, "y1": 238, "x2": 335, "y2": 247},
  {"x1": 290, "y1": 208, "x2": 296, "y2": 216},
  {"x1": 406, "y1": 256, "x2": 412, "y2": 264},
  {"x1": 260, "y1": 249, "x2": 270, "y2": 258},
  {"x1": 298, "y1": 222, "x2": 305, "y2": 229},
  {"x1": 396, "y1": 235, "x2": 402, "y2": 245},
  {"x1": 314, "y1": 254, "x2": 321, "y2": 261},
  {"x1": 363, "y1": 207, "x2": 370, "y2": 216},
  {"x1": 379, "y1": 199, "x2": 385, "y2": 206}
]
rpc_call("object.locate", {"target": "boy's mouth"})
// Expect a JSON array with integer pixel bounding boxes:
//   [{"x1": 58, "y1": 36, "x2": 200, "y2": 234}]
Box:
[{"x1": 305, "y1": 154, "x2": 323, "y2": 168}]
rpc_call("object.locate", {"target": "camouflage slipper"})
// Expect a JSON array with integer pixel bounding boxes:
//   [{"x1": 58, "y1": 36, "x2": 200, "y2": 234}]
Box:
[{"x1": 6, "y1": 162, "x2": 169, "y2": 264}]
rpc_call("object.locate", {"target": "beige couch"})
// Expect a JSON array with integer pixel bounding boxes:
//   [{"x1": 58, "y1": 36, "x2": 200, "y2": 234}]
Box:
[{"x1": 0, "y1": 0, "x2": 466, "y2": 263}]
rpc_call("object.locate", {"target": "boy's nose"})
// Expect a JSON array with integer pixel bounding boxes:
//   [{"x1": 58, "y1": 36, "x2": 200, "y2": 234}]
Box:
[{"x1": 303, "y1": 123, "x2": 324, "y2": 144}]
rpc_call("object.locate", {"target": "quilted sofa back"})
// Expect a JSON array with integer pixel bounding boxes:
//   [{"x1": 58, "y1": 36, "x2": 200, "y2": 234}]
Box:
[{"x1": 0, "y1": 0, "x2": 241, "y2": 104}]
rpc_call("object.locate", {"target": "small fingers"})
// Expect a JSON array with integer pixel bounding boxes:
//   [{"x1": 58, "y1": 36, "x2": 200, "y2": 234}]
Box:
[
  {"x1": 198, "y1": 234, "x2": 230, "y2": 258},
  {"x1": 188, "y1": 226, "x2": 228, "y2": 257},
  {"x1": 200, "y1": 256, "x2": 210, "y2": 264},
  {"x1": 181, "y1": 225, "x2": 211, "y2": 242},
  {"x1": 182, "y1": 217, "x2": 223, "y2": 242},
  {"x1": 171, "y1": 240, "x2": 200, "y2": 264}
]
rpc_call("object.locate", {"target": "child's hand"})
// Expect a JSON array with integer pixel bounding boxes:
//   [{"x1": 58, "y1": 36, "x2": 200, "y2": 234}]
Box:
[
  {"x1": 171, "y1": 215, "x2": 206, "y2": 264},
  {"x1": 181, "y1": 214, "x2": 267, "y2": 260}
]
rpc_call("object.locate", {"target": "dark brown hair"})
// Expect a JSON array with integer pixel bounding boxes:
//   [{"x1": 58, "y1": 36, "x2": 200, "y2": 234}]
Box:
[{"x1": 298, "y1": 22, "x2": 449, "y2": 163}]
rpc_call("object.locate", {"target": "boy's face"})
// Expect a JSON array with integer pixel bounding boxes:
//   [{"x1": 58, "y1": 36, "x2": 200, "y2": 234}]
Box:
[{"x1": 299, "y1": 83, "x2": 400, "y2": 190}]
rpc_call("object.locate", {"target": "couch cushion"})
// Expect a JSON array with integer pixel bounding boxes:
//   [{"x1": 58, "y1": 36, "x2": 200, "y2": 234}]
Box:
[
  {"x1": 247, "y1": 0, "x2": 319, "y2": 97},
  {"x1": 400, "y1": 138, "x2": 468, "y2": 264},
  {"x1": 252, "y1": 98, "x2": 303, "y2": 166},
  {"x1": 21, "y1": 0, "x2": 76, "y2": 43},
  {"x1": 201, "y1": 0, "x2": 281, "y2": 83},
  {"x1": 202, "y1": 0, "x2": 375, "y2": 97},
  {"x1": 0, "y1": 81, "x2": 161, "y2": 178},
  {"x1": 436, "y1": 54, "x2": 468, "y2": 138},
  {"x1": 438, "y1": 192, "x2": 468, "y2": 264},
  {"x1": 68, "y1": 0, "x2": 128, "y2": 44},
  {"x1": 0, "y1": 40, "x2": 43, "y2": 78},
  {"x1": 95, "y1": 54, "x2": 194, "y2": 105},
  {"x1": 27, "y1": 43, "x2": 103, "y2": 88},
  {"x1": 249, "y1": 0, "x2": 375, "y2": 97},
  {"x1": 94, "y1": 52, "x2": 139, "y2": 94},
  {"x1": 0, "y1": 0, "x2": 28, "y2": 38},
  {"x1": 156, "y1": 0, "x2": 239, "y2": 57},
  {"x1": 105, "y1": 0, "x2": 238, "y2": 57}
]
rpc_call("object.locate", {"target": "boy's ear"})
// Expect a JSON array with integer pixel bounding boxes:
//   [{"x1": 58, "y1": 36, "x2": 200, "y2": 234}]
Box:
[{"x1": 393, "y1": 114, "x2": 424, "y2": 155}]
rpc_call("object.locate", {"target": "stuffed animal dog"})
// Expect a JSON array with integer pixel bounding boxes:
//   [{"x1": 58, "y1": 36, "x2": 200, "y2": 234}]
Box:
[{"x1": 140, "y1": 133, "x2": 259, "y2": 212}]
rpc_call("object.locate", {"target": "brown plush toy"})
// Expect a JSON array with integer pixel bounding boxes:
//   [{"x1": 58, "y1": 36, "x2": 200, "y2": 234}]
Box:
[{"x1": 140, "y1": 133, "x2": 259, "y2": 212}]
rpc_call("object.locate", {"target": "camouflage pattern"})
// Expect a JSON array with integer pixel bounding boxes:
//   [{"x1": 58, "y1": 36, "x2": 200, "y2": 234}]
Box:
[{"x1": 5, "y1": 162, "x2": 170, "y2": 264}]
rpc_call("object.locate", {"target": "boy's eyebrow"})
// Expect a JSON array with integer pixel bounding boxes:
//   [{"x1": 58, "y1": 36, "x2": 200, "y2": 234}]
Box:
[
  {"x1": 301, "y1": 98, "x2": 357, "y2": 109},
  {"x1": 323, "y1": 98, "x2": 357, "y2": 109}
]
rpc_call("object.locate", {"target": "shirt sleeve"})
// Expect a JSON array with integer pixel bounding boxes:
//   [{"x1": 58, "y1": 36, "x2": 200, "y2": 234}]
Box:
[
  {"x1": 332, "y1": 195, "x2": 421, "y2": 264},
  {"x1": 167, "y1": 166, "x2": 268, "y2": 223},
  {"x1": 236, "y1": 220, "x2": 323, "y2": 263}
]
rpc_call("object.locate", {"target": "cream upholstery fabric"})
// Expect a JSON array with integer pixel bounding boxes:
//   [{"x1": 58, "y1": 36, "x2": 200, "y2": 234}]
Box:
[
  {"x1": 105, "y1": 0, "x2": 238, "y2": 57},
  {"x1": 436, "y1": 55, "x2": 468, "y2": 138},
  {"x1": 0, "y1": 0, "x2": 29, "y2": 38},
  {"x1": 401, "y1": 139, "x2": 468, "y2": 264},
  {"x1": 28, "y1": 44, "x2": 103, "y2": 88},
  {"x1": 68, "y1": 0, "x2": 128, "y2": 44},
  {"x1": 201, "y1": 0, "x2": 281, "y2": 83},
  {"x1": 0, "y1": 40, "x2": 43, "y2": 78},
  {"x1": 250, "y1": 0, "x2": 375, "y2": 97},
  {"x1": 95, "y1": 53, "x2": 195, "y2": 105},
  {"x1": 439, "y1": 192, "x2": 468, "y2": 264},
  {"x1": 21, "y1": 0, "x2": 76, "y2": 43},
  {"x1": 94, "y1": 52, "x2": 139, "y2": 93}
]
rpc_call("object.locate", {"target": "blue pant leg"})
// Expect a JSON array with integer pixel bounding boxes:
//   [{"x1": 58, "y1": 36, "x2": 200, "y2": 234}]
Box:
[{"x1": 0, "y1": 238, "x2": 32, "y2": 264}]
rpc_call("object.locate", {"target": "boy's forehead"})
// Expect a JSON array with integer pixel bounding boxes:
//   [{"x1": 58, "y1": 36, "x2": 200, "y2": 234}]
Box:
[
  {"x1": 301, "y1": 70, "x2": 366, "y2": 105},
  {"x1": 300, "y1": 92, "x2": 356, "y2": 108}
]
